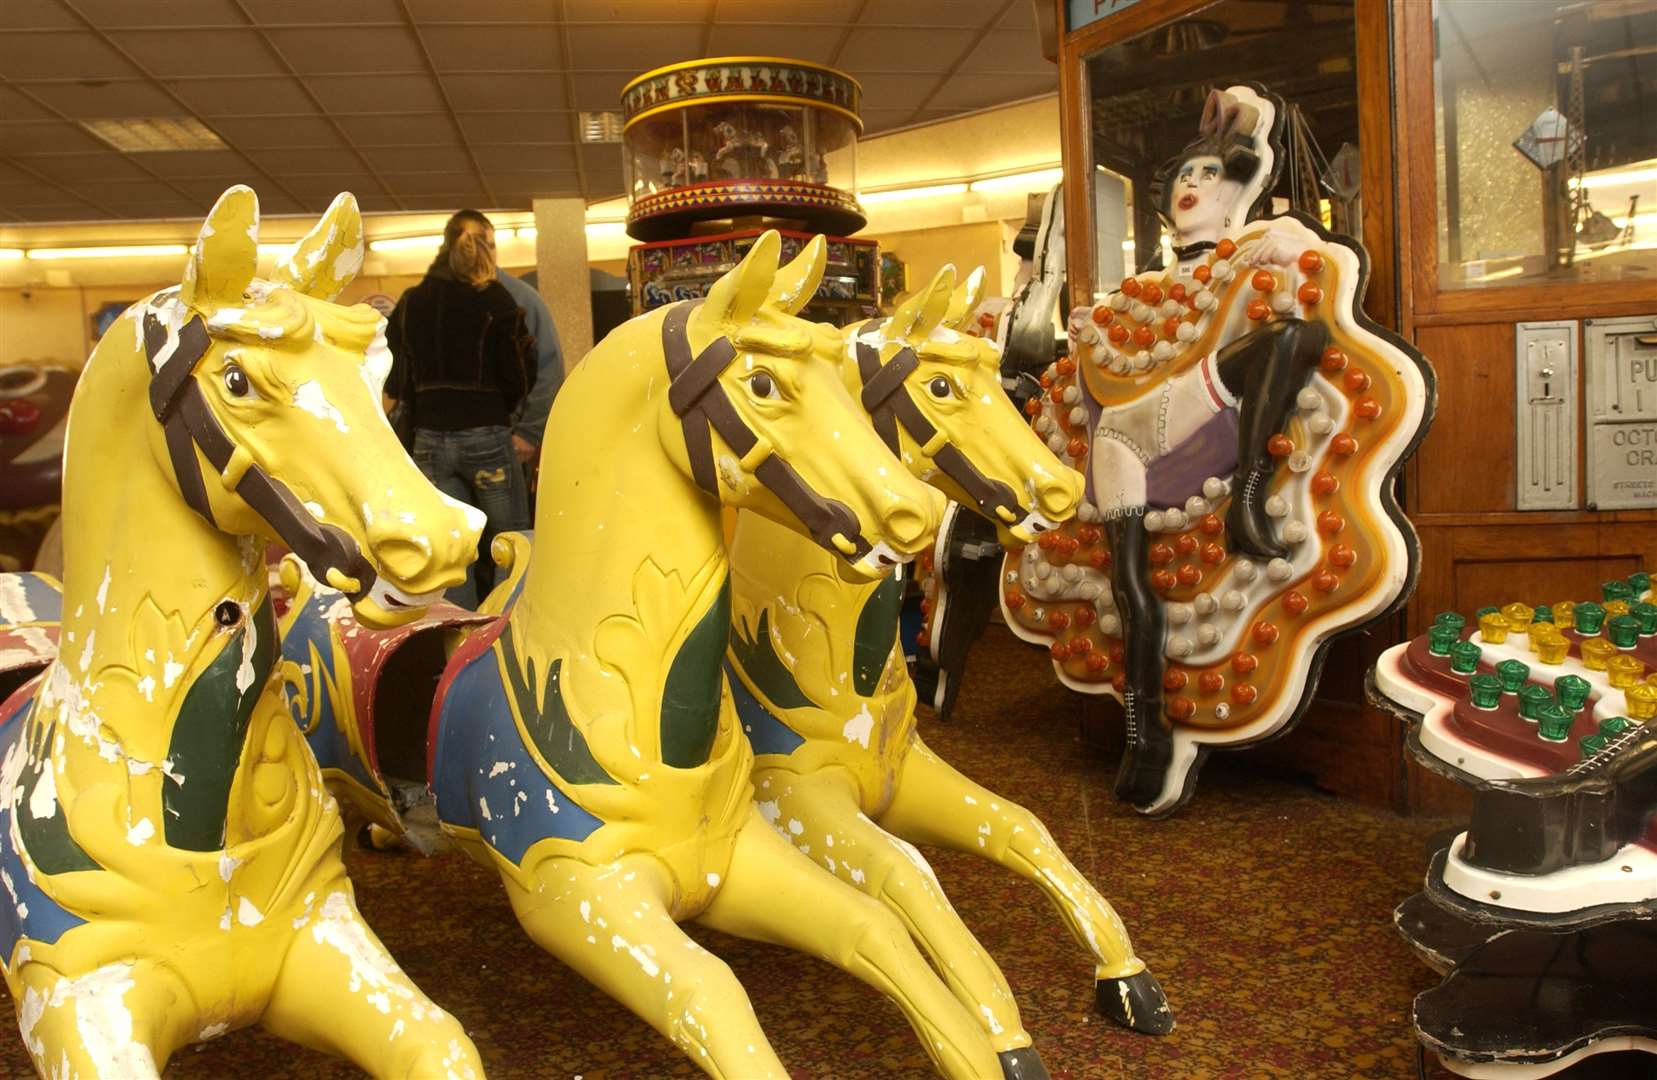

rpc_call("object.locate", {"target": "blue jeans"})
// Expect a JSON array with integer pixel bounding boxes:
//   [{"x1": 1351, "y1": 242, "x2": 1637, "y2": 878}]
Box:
[{"x1": 412, "y1": 426, "x2": 529, "y2": 608}]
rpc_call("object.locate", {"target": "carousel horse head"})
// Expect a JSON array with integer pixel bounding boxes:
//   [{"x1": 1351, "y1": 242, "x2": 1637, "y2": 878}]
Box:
[
  {"x1": 837, "y1": 264, "x2": 1082, "y2": 545},
  {"x1": 666, "y1": 231, "x2": 945, "y2": 580},
  {"x1": 139, "y1": 185, "x2": 481, "y2": 627}
]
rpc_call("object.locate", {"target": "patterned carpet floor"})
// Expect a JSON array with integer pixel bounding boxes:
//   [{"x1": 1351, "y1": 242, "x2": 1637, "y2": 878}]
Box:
[{"x1": 1, "y1": 626, "x2": 1502, "y2": 1078}]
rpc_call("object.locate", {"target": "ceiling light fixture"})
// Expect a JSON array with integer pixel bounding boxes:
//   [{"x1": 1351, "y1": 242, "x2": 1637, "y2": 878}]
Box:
[
  {"x1": 0, "y1": 248, "x2": 24, "y2": 261},
  {"x1": 857, "y1": 182, "x2": 969, "y2": 205},
  {"x1": 80, "y1": 117, "x2": 225, "y2": 154},
  {"x1": 578, "y1": 112, "x2": 625, "y2": 143},
  {"x1": 26, "y1": 244, "x2": 190, "y2": 261},
  {"x1": 968, "y1": 166, "x2": 1064, "y2": 193}
]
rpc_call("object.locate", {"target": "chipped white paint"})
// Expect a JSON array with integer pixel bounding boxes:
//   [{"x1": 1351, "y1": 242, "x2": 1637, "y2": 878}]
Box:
[
  {"x1": 19, "y1": 962, "x2": 157, "y2": 1079},
  {"x1": 841, "y1": 703, "x2": 873, "y2": 748},
  {"x1": 236, "y1": 897, "x2": 264, "y2": 927},
  {"x1": 125, "y1": 817, "x2": 155, "y2": 846},
  {"x1": 293, "y1": 380, "x2": 350, "y2": 434}
]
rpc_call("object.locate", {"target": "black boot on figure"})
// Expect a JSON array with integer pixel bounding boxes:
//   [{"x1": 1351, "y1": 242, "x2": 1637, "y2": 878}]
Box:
[
  {"x1": 1104, "y1": 512, "x2": 1172, "y2": 809},
  {"x1": 1216, "y1": 318, "x2": 1329, "y2": 560}
]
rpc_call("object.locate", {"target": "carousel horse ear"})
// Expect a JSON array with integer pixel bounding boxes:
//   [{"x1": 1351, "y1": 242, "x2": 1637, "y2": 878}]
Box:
[
  {"x1": 763, "y1": 234, "x2": 826, "y2": 316},
  {"x1": 701, "y1": 229, "x2": 780, "y2": 330},
  {"x1": 180, "y1": 184, "x2": 259, "y2": 313},
  {"x1": 273, "y1": 191, "x2": 365, "y2": 302},
  {"x1": 942, "y1": 266, "x2": 986, "y2": 330},
  {"x1": 887, "y1": 263, "x2": 956, "y2": 343}
]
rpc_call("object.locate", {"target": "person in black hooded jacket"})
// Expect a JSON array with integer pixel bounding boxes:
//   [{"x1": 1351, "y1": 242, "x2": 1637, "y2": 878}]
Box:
[{"x1": 386, "y1": 209, "x2": 534, "y2": 607}]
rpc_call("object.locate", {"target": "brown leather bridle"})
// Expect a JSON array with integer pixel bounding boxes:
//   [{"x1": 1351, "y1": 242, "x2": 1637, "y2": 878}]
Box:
[
  {"x1": 661, "y1": 300, "x2": 875, "y2": 563},
  {"x1": 854, "y1": 322, "x2": 1022, "y2": 525},
  {"x1": 143, "y1": 307, "x2": 378, "y2": 603}
]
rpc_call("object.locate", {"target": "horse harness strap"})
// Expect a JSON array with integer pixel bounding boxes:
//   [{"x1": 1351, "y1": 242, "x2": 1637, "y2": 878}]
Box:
[
  {"x1": 854, "y1": 321, "x2": 1022, "y2": 524},
  {"x1": 660, "y1": 301, "x2": 871, "y2": 562},
  {"x1": 143, "y1": 311, "x2": 377, "y2": 603}
]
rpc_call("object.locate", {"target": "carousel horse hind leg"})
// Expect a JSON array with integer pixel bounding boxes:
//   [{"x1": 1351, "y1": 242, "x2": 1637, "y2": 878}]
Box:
[
  {"x1": 878, "y1": 737, "x2": 1174, "y2": 1036},
  {"x1": 697, "y1": 805, "x2": 1004, "y2": 1080},
  {"x1": 12, "y1": 956, "x2": 193, "y2": 1078},
  {"x1": 750, "y1": 767, "x2": 1046, "y2": 1080},
  {"x1": 1218, "y1": 318, "x2": 1329, "y2": 560},
  {"x1": 506, "y1": 851, "x2": 791, "y2": 1080},
  {"x1": 1101, "y1": 512, "x2": 1173, "y2": 809},
  {"x1": 259, "y1": 887, "x2": 483, "y2": 1078}
]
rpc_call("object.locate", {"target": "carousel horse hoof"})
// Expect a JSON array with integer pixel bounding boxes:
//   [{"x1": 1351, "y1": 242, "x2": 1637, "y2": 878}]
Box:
[
  {"x1": 1096, "y1": 969, "x2": 1175, "y2": 1035},
  {"x1": 997, "y1": 1046, "x2": 1052, "y2": 1080}
]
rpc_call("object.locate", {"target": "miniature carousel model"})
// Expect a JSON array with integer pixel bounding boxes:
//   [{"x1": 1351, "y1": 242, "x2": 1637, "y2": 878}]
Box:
[
  {"x1": 993, "y1": 84, "x2": 1435, "y2": 815},
  {"x1": 622, "y1": 57, "x2": 878, "y2": 323},
  {"x1": 1372, "y1": 573, "x2": 1657, "y2": 1076}
]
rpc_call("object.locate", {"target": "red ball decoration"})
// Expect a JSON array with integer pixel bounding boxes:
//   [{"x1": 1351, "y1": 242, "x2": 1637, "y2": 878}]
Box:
[
  {"x1": 916, "y1": 629, "x2": 930, "y2": 648},
  {"x1": 1085, "y1": 651, "x2": 1110, "y2": 673},
  {"x1": 1005, "y1": 591, "x2": 1026, "y2": 610},
  {"x1": 1231, "y1": 651, "x2": 1259, "y2": 674},
  {"x1": 1167, "y1": 697, "x2": 1197, "y2": 720},
  {"x1": 1283, "y1": 591, "x2": 1309, "y2": 616},
  {"x1": 1328, "y1": 544, "x2": 1357, "y2": 569},
  {"x1": 1251, "y1": 269, "x2": 1276, "y2": 292},
  {"x1": 1320, "y1": 347, "x2": 1348, "y2": 372},
  {"x1": 1343, "y1": 369, "x2": 1372, "y2": 392},
  {"x1": 1169, "y1": 283, "x2": 1188, "y2": 302},
  {"x1": 1199, "y1": 513, "x2": 1224, "y2": 535},
  {"x1": 1317, "y1": 511, "x2": 1346, "y2": 535},
  {"x1": 1148, "y1": 542, "x2": 1175, "y2": 565},
  {"x1": 1056, "y1": 357, "x2": 1076, "y2": 376},
  {"x1": 1267, "y1": 433, "x2": 1294, "y2": 458},
  {"x1": 1047, "y1": 610, "x2": 1071, "y2": 631},
  {"x1": 1252, "y1": 621, "x2": 1280, "y2": 646},
  {"x1": 1024, "y1": 397, "x2": 1041, "y2": 417},
  {"x1": 1120, "y1": 277, "x2": 1142, "y2": 298},
  {"x1": 1090, "y1": 306, "x2": 1112, "y2": 325},
  {"x1": 1150, "y1": 570, "x2": 1178, "y2": 592},
  {"x1": 1331, "y1": 433, "x2": 1359, "y2": 457},
  {"x1": 1074, "y1": 605, "x2": 1096, "y2": 627},
  {"x1": 1067, "y1": 437, "x2": 1088, "y2": 459},
  {"x1": 1108, "y1": 323, "x2": 1130, "y2": 344},
  {"x1": 1141, "y1": 282, "x2": 1164, "y2": 305},
  {"x1": 1200, "y1": 542, "x2": 1226, "y2": 564},
  {"x1": 1297, "y1": 282, "x2": 1322, "y2": 306},
  {"x1": 1176, "y1": 564, "x2": 1202, "y2": 587},
  {"x1": 1069, "y1": 635, "x2": 1093, "y2": 655},
  {"x1": 1246, "y1": 299, "x2": 1270, "y2": 321},
  {"x1": 1133, "y1": 325, "x2": 1156, "y2": 348},
  {"x1": 1311, "y1": 471, "x2": 1339, "y2": 496},
  {"x1": 1198, "y1": 671, "x2": 1225, "y2": 693},
  {"x1": 1193, "y1": 264, "x2": 1213, "y2": 284},
  {"x1": 1049, "y1": 641, "x2": 1070, "y2": 661},
  {"x1": 1312, "y1": 570, "x2": 1340, "y2": 593},
  {"x1": 1355, "y1": 398, "x2": 1382, "y2": 421},
  {"x1": 1175, "y1": 534, "x2": 1198, "y2": 555},
  {"x1": 1231, "y1": 683, "x2": 1259, "y2": 706},
  {"x1": 1298, "y1": 250, "x2": 1324, "y2": 274},
  {"x1": 1163, "y1": 668, "x2": 1189, "y2": 691},
  {"x1": 1215, "y1": 238, "x2": 1237, "y2": 259}
]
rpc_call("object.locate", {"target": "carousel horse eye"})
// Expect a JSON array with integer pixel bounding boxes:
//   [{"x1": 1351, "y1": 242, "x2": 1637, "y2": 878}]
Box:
[
  {"x1": 927, "y1": 376, "x2": 954, "y2": 400},
  {"x1": 223, "y1": 363, "x2": 251, "y2": 398},
  {"x1": 747, "y1": 372, "x2": 778, "y2": 400}
]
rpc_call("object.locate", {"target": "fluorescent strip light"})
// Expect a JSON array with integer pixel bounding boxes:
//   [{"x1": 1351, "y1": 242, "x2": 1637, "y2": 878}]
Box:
[
  {"x1": 0, "y1": 248, "x2": 23, "y2": 261},
  {"x1": 585, "y1": 221, "x2": 628, "y2": 238},
  {"x1": 857, "y1": 183, "x2": 968, "y2": 205},
  {"x1": 27, "y1": 244, "x2": 188, "y2": 261},
  {"x1": 969, "y1": 167, "x2": 1064, "y2": 193},
  {"x1": 367, "y1": 234, "x2": 445, "y2": 253},
  {"x1": 1569, "y1": 163, "x2": 1657, "y2": 191}
]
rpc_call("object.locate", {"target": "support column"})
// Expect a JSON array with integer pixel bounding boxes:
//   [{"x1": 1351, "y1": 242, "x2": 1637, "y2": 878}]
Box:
[{"x1": 532, "y1": 197, "x2": 592, "y2": 374}]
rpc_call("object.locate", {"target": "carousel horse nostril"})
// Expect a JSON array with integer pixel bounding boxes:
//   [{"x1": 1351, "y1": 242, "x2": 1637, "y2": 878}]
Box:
[
  {"x1": 367, "y1": 532, "x2": 434, "y2": 585},
  {"x1": 885, "y1": 504, "x2": 929, "y2": 548}
]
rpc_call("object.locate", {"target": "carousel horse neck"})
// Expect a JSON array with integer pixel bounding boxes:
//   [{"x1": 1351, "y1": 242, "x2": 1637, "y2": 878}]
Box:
[
  {"x1": 512, "y1": 304, "x2": 732, "y2": 734},
  {"x1": 53, "y1": 298, "x2": 270, "y2": 766}
]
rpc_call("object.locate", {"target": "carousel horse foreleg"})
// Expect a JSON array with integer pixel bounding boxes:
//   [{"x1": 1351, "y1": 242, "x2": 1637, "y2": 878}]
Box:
[
  {"x1": 1101, "y1": 511, "x2": 1173, "y2": 810},
  {"x1": 506, "y1": 851, "x2": 789, "y2": 1080},
  {"x1": 879, "y1": 737, "x2": 1174, "y2": 1036},
  {"x1": 749, "y1": 767, "x2": 1047, "y2": 1080},
  {"x1": 1217, "y1": 318, "x2": 1329, "y2": 560},
  {"x1": 12, "y1": 957, "x2": 185, "y2": 1079},
  {"x1": 261, "y1": 886, "x2": 484, "y2": 1079},
  {"x1": 697, "y1": 804, "x2": 1004, "y2": 1080}
]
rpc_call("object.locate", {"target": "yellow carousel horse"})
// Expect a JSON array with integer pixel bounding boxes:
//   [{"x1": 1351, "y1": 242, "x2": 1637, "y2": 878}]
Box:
[
  {"x1": 726, "y1": 266, "x2": 1172, "y2": 1080},
  {"x1": 0, "y1": 186, "x2": 485, "y2": 1077},
  {"x1": 402, "y1": 231, "x2": 1002, "y2": 1078}
]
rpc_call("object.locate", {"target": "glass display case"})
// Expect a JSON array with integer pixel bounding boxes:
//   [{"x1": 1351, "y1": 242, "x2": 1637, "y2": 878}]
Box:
[
  {"x1": 1433, "y1": 0, "x2": 1657, "y2": 289},
  {"x1": 620, "y1": 57, "x2": 865, "y2": 242}
]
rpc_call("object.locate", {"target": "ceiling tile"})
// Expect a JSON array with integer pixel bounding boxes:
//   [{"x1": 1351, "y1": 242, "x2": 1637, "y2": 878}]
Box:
[
  {"x1": 16, "y1": 203, "x2": 117, "y2": 221},
  {"x1": 392, "y1": 194, "x2": 479, "y2": 211},
  {"x1": 255, "y1": 192, "x2": 308, "y2": 215},
  {"x1": 14, "y1": 151, "x2": 150, "y2": 183},
  {"x1": 486, "y1": 170, "x2": 581, "y2": 194},
  {"x1": 837, "y1": 27, "x2": 976, "y2": 73},
  {"x1": 420, "y1": 25, "x2": 559, "y2": 72},
  {"x1": 859, "y1": 0, "x2": 1010, "y2": 27},
  {"x1": 306, "y1": 73, "x2": 447, "y2": 113},
  {"x1": 563, "y1": 1, "x2": 710, "y2": 21},
  {"x1": 0, "y1": 1, "x2": 78, "y2": 30},
  {"x1": 406, "y1": 0, "x2": 566, "y2": 21},
  {"x1": 715, "y1": 0, "x2": 861, "y2": 21},
  {"x1": 279, "y1": 172, "x2": 382, "y2": 196},
  {"x1": 243, "y1": 147, "x2": 366, "y2": 174},
  {"x1": 74, "y1": 0, "x2": 242, "y2": 27},
  {"x1": 572, "y1": 71, "x2": 631, "y2": 112},
  {"x1": 164, "y1": 77, "x2": 318, "y2": 118},
  {"x1": 474, "y1": 144, "x2": 578, "y2": 172},
  {"x1": 960, "y1": 29, "x2": 1051, "y2": 73},
  {"x1": 0, "y1": 122, "x2": 111, "y2": 155},
  {"x1": 262, "y1": 27, "x2": 424, "y2": 73},
  {"x1": 336, "y1": 113, "x2": 457, "y2": 146},
  {"x1": 0, "y1": 161, "x2": 36, "y2": 184},
  {"x1": 359, "y1": 144, "x2": 474, "y2": 173},
  {"x1": 116, "y1": 29, "x2": 283, "y2": 78},
  {"x1": 383, "y1": 171, "x2": 481, "y2": 196},
  {"x1": 114, "y1": 197, "x2": 212, "y2": 219},
  {"x1": 24, "y1": 80, "x2": 189, "y2": 120},
  {"x1": 579, "y1": 143, "x2": 621, "y2": 175},
  {"x1": 132, "y1": 148, "x2": 254, "y2": 178},
  {"x1": 0, "y1": 86, "x2": 59, "y2": 122},
  {"x1": 168, "y1": 175, "x2": 281, "y2": 205},
  {"x1": 926, "y1": 72, "x2": 1054, "y2": 112},
  {"x1": 209, "y1": 115, "x2": 345, "y2": 150},
  {"x1": 565, "y1": 25, "x2": 695, "y2": 73},
  {"x1": 74, "y1": 178, "x2": 199, "y2": 204},
  {"x1": 0, "y1": 31, "x2": 133, "y2": 79},
  {"x1": 444, "y1": 73, "x2": 568, "y2": 112},
  {"x1": 460, "y1": 113, "x2": 574, "y2": 146},
  {"x1": 854, "y1": 72, "x2": 946, "y2": 111},
  {"x1": 859, "y1": 106, "x2": 919, "y2": 133},
  {"x1": 704, "y1": 24, "x2": 835, "y2": 64},
  {"x1": 240, "y1": 0, "x2": 403, "y2": 23},
  {"x1": 1000, "y1": 1, "x2": 1037, "y2": 30},
  {"x1": 0, "y1": 183, "x2": 85, "y2": 208}
]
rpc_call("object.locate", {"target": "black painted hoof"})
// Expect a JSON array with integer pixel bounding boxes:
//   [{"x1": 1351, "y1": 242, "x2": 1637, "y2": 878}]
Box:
[
  {"x1": 997, "y1": 1046, "x2": 1051, "y2": 1080},
  {"x1": 1113, "y1": 716, "x2": 1173, "y2": 811},
  {"x1": 1096, "y1": 970, "x2": 1175, "y2": 1035}
]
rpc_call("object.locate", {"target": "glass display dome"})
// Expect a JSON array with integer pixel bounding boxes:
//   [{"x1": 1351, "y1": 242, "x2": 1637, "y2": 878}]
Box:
[{"x1": 621, "y1": 57, "x2": 865, "y2": 242}]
